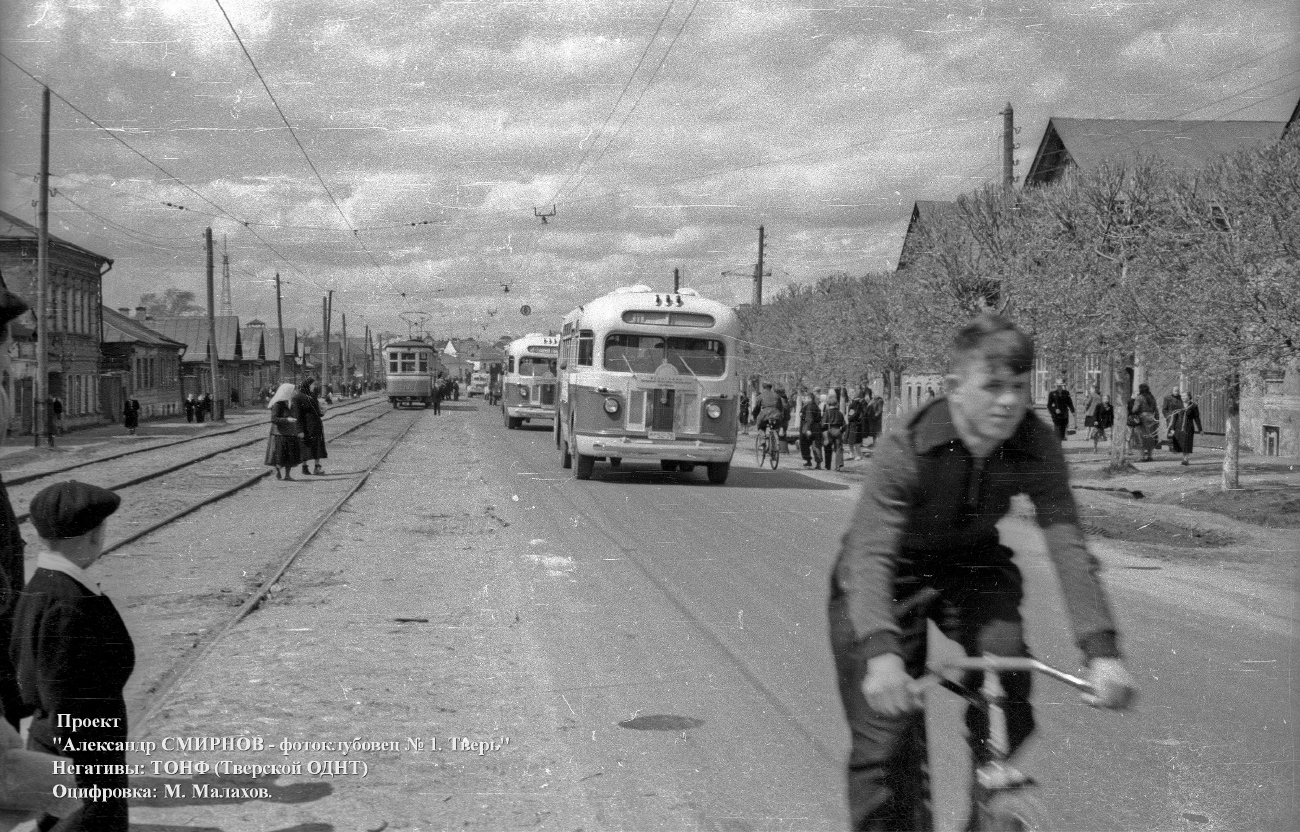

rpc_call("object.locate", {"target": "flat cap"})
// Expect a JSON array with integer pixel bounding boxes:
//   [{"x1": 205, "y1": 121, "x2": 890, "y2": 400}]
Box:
[
  {"x1": 29, "y1": 481, "x2": 121, "y2": 540},
  {"x1": 0, "y1": 283, "x2": 30, "y2": 329}
]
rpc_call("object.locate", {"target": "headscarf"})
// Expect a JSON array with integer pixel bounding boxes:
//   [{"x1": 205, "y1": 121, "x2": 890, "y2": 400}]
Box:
[
  {"x1": 268, "y1": 382, "x2": 296, "y2": 409},
  {"x1": 298, "y1": 377, "x2": 317, "y2": 395}
]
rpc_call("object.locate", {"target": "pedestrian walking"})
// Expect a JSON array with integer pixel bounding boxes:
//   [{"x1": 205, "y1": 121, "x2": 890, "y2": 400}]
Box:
[
  {"x1": 13, "y1": 481, "x2": 135, "y2": 831},
  {"x1": 1130, "y1": 383, "x2": 1159, "y2": 461},
  {"x1": 202, "y1": 392, "x2": 214, "y2": 420},
  {"x1": 1046, "y1": 378, "x2": 1074, "y2": 442},
  {"x1": 846, "y1": 388, "x2": 867, "y2": 461},
  {"x1": 739, "y1": 391, "x2": 750, "y2": 435},
  {"x1": 1161, "y1": 387, "x2": 1184, "y2": 453},
  {"x1": 264, "y1": 383, "x2": 304, "y2": 480},
  {"x1": 0, "y1": 284, "x2": 31, "y2": 731},
  {"x1": 122, "y1": 399, "x2": 140, "y2": 435},
  {"x1": 865, "y1": 393, "x2": 884, "y2": 449},
  {"x1": 50, "y1": 396, "x2": 64, "y2": 435},
  {"x1": 822, "y1": 394, "x2": 847, "y2": 471},
  {"x1": 797, "y1": 388, "x2": 823, "y2": 468},
  {"x1": 184, "y1": 394, "x2": 196, "y2": 423},
  {"x1": 1093, "y1": 395, "x2": 1115, "y2": 450},
  {"x1": 1170, "y1": 393, "x2": 1203, "y2": 466},
  {"x1": 296, "y1": 378, "x2": 328, "y2": 476},
  {"x1": 827, "y1": 314, "x2": 1135, "y2": 831}
]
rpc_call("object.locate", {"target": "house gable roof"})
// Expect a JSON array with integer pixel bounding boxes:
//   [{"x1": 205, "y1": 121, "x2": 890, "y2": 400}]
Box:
[
  {"x1": 896, "y1": 200, "x2": 956, "y2": 269},
  {"x1": 1026, "y1": 117, "x2": 1287, "y2": 185},
  {"x1": 148, "y1": 316, "x2": 243, "y2": 363},
  {"x1": 101, "y1": 306, "x2": 187, "y2": 350},
  {"x1": 0, "y1": 209, "x2": 113, "y2": 265}
]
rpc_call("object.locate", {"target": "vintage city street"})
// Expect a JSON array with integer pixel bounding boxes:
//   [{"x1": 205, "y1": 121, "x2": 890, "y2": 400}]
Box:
[{"x1": 19, "y1": 398, "x2": 1279, "y2": 832}]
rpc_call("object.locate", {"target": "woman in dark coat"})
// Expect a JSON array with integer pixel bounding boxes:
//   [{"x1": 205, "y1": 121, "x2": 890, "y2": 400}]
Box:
[
  {"x1": 1130, "y1": 383, "x2": 1159, "y2": 461},
  {"x1": 1170, "y1": 393, "x2": 1203, "y2": 466},
  {"x1": 264, "y1": 383, "x2": 304, "y2": 480},
  {"x1": 123, "y1": 399, "x2": 140, "y2": 435},
  {"x1": 296, "y1": 378, "x2": 328, "y2": 475}
]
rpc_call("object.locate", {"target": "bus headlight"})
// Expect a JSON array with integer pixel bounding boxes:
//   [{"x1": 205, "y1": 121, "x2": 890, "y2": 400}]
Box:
[
  {"x1": 518, "y1": 385, "x2": 529, "y2": 400},
  {"x1": 603, "y1": 396, "x2": 621, "y2": 414},
  {"x1": 705, "y1": 402, "x2": 722, "y2": 419}
]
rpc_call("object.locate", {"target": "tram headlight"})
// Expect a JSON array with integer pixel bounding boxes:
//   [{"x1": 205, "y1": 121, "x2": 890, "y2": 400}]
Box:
[
  {"x1": 518, "y1": 385, "x2": 529, "y2": 400},
  {"x1": 603, "y1": 396, "x2": 621, "y2": 415},
  {"x1": 705, "y1": 402, "x2": 722, "y2": 420}
]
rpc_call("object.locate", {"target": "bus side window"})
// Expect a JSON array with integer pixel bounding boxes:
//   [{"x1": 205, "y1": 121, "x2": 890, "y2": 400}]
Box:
[
  {"x1": 577, "y1": 330, "x2": 594, "y2": 366},
  {"x1": 558, "y1": 336, "x2": 569, "y2": 369},
  {"x1": 507, "y1": 356, "x2": 515, "y2": 373}
]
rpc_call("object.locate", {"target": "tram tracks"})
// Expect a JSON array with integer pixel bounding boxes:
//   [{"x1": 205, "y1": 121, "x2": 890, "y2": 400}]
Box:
[
  {"x1": 6, "y1": 397, "x2": 387, "y2": 527},
  {"x1": 130, "y1": 412, "x2": 420, "y2": 738}
]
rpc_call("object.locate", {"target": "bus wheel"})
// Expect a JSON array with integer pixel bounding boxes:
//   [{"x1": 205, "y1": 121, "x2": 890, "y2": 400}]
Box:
[
  {"x1": 608, "y1": 457, "x2": 622, "y2": 468},
  {"x1": 560, "y1": 435, "x2": 572, "y2": 469},
  {"x1": 508, "y1": 416, "x2": 523, "y2": 429},
  {"x1": 660, "y1": 460, "x2": 678, "y2": 472},
  {"x1": 575, "y1": 453, "x2": 595, "y2": 480},
  {"x1": 706, "y1": 461, "x2": 730, "y2": 484}
]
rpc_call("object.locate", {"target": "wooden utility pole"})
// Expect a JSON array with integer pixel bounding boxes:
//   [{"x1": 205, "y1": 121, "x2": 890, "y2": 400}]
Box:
[
  {"x1": 274, "y1": 272, "x2": 287, "y2": 382},
  {"x1": 363, "y1": 325, "x2": 371, "y2": 385},
  {"x1": 341, "y1": 313, "x2": 348, "y2": 391},
  {"x1": 35, "y1": 86, "x2": 50, "y2": 447},
  {"x1": 205, "y1": 228, "x2": 222, "y2": 420},
  {"x1": 752, "y1": 225, "x2": 765, "y2": 308},
  {"x1": 673, "y1": 267, "x2": 680, "y2": 293},
  {"x1": 1001, "y1": 102, "x2": 1015, "y2": 189},
  {"x1": 322, "y1": 291, "x2": 333, "y2": 394}
]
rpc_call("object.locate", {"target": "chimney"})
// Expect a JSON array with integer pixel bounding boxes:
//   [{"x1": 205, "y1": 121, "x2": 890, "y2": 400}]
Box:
[
  {"x1": 134, "y1": 306, "x2": 147, "y2": 319},
  {"x1": 117, "y1": 308, "x2": 130, "y2": 315}
]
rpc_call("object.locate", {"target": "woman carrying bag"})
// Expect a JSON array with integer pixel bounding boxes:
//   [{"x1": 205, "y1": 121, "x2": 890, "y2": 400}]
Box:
[{"x1": 264, "y1": 383, "x2": 304, "y2": 480}]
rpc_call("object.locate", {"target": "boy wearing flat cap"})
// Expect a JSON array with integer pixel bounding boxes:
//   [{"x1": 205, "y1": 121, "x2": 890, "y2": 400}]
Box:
[{"x1": 11, "y1": 481, "x2": 134, "y2": 832}]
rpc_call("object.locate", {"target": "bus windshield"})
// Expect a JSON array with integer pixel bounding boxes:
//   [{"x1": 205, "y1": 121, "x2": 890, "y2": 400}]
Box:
[
  {"x1": 602, "y1": 333, "x2": 726, "y2": 377},
  {"x1": 518, "y1": 356, "x2": 557, "y2": 377}
]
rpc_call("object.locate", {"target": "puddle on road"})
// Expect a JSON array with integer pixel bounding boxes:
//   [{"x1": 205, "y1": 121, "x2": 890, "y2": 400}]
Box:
[{"x1": 617, "y1": 714, "x2": 704, "y2": 731}]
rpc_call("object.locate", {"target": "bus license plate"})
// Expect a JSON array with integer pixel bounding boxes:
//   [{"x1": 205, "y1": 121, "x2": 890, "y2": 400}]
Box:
[{"x1": 648, "y1": 431, "x2": 675, "y2": 441}]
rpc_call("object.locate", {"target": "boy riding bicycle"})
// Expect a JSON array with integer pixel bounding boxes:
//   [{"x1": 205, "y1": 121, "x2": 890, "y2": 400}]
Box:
[{"x1": 827, "y1": 314, "x2": 1136, "y2": 831}]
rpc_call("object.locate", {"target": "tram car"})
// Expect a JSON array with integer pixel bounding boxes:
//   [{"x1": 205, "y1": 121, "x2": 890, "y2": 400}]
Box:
[
  {"x1": 383, "y1": 339, "x2": 438, "y2": 408},
  {"x1": 501, "y1": 333, "x2": 559, "y2": 429}
]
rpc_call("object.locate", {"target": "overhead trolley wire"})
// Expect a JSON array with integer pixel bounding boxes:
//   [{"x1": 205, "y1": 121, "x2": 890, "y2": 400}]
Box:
[
  {"x1": 543, "y1": 0, "x2": 679, "y2": 207},
  {"x1": 563, "y1": 0, "x2": 702, "y2": 203}
]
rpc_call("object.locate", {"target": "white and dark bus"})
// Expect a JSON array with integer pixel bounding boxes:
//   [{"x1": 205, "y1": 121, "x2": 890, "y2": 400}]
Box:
[
  {"x1": 555, "y1": 285, "x2": 741, "y2": 483},
  {"x1": 501, "y1": 333, "x2": 559, "y2": 429}
]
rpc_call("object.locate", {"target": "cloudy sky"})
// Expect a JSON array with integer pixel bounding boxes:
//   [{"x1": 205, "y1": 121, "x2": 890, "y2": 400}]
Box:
[{"x1": 1, "y1": 0, "x2": 1296, "y2": 340}]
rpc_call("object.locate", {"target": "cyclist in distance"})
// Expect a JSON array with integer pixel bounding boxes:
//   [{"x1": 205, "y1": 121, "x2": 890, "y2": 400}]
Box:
[
  {"x1": 827, "y1": 313, "x2": 1137, "y2": 831},
  {"x1": 751, "y1": 381, "x2": 787, "y2": 438}
]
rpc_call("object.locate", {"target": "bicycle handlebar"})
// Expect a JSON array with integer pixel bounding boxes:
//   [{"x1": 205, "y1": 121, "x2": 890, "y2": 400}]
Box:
[{"x1": 913, "y1": 656, "x2": 1097, "y2": 699}]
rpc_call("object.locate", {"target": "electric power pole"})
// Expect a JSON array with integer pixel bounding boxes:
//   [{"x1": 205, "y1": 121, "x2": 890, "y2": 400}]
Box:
[
  {"x1": 322, "y1": 291, "x2": 333, "y2": 394},
  {"x1": 220, "y1": 235, "x2": 233, "y2": 316},
  {"x1": 35, "y1": 86, "x2": 50, "y2": 447},
  {"x1": 205, "y1": 227, "x2": 222, "y2": 420},
  {"x1": 274, "y1": 272, "x2": 286, "y2": 382},
  {"x1": 342, "y1": 313, "x2": 348, "y2": 391},
  {"x1": 673, "y1": 268, "x2": 680, "y2": 293},
  {"x1": 752, "y1": 225, "x2": 765, "y2": 308},
  {"x1": 1002, "y1": 102, "x2": 1015, "y2": 189}
]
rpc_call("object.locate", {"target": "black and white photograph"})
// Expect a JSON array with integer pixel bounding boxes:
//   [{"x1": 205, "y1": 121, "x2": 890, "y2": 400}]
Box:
[{"x1": 0, "y1": 1, "x2": 1296, "y2": 830}]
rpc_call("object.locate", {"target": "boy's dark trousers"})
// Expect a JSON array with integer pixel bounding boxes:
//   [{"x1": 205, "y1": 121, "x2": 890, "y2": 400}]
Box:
[{"x1": 829, "y1": 552, "x2": 1035, "y2": 831}]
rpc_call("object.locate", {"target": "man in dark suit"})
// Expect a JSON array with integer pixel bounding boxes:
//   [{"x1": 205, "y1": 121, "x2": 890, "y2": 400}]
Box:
[
  {"x1": 12, "y1": 481, "x2": 134, "y2": 832},
  {"x1": 1046, "y1": 378, "x2": 1074, "y2": 442}
]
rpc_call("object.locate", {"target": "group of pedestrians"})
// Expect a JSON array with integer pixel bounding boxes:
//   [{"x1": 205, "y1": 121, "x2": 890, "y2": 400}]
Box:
[
  {"x1": 264, "y1": 378, "x2": 329, "y2": 480},
  {"x1": 785, "y1": 386, "x2": 884, "y2": 470},
  {"x1": 1045, "y1": 378, "x2": 1203, "y2": 463},
  {"x1": 183, "y1": 393, "x2": 213, "y2": 423}
]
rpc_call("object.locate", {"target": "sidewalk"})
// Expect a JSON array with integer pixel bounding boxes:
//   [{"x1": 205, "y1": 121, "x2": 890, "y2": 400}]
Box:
[{"x1": 0, "y1": 406, "x2": 271, "y2": 471}]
